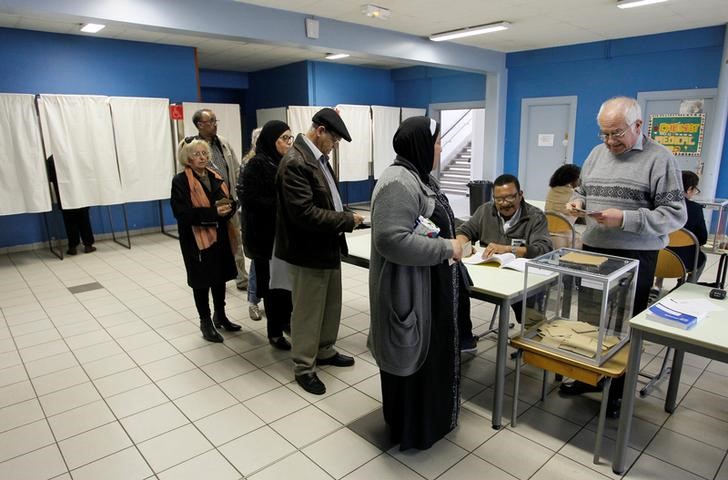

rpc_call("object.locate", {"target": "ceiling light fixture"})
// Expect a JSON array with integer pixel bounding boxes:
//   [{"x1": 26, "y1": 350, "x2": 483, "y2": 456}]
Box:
[
  {"x1": 361, "y1": 4, "x2": 391, "y2": 19},
  {"x1": 325, "y1": 53, "x2": 350, "y2": 60},
  {"x1": 616, "y1": 0, "x2": 668, "y2": 9},
  {"x1": 80, "y1": 23, "x2": 106, "y2": 33},
  {"x1": 429, "y1": 21, "x2": 511, "y2": 42}
]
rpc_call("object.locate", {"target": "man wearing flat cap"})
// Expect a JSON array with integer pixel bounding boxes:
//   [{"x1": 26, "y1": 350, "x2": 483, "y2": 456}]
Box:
[{"x1": 276, "y1": 107, "x2": 365, "y2": 395}]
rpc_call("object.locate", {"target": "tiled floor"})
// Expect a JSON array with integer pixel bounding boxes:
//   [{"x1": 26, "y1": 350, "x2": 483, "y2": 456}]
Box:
[{"x1": 0, "y1": 232, "x2": 727, "y2": 479}]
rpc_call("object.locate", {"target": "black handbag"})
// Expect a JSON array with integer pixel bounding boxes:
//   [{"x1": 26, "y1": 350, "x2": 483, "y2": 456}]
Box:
[{"x1": 697, "y1": 253, "x2": 727, "y2": 289}]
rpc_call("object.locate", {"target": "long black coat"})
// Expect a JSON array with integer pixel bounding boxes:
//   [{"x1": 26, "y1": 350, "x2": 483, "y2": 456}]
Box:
[
  {"x1": 171, "y1": 170, "x2": 237, "y2": 289},
  {"x1": 240, "y1": 152, "x2": 278, "y2": 260}
]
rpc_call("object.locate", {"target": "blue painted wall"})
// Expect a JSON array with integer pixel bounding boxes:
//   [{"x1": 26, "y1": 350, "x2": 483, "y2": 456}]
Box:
[
  {"x1": 308, "y1": 61, "x2": 395, "y2": 107},
  {"x1": 0, "y1": 28, "x2": 199, "y2": 248},
  {"x1": 392, "y1": 66, "x2": 487, "y2": 110},
  {"x1": 504, "y1": 26, "x2": 727, "y2": 200}
]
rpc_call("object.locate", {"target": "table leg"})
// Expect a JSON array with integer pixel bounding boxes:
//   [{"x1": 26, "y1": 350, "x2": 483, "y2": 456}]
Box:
[
  {"x1": 594, "y1": 377, "x2": 612, "y2": 464},
  {"x1": 512, "y1": 350, "x2": 522, "y2": 427},
  {"x1": 492, "y1": 299, "x2": 510, "y2": 429},
  {"x1": 665, "y1": 349, "x2": 684, "y2": 413},
  {"x1": 613, "y1": 330, "x2": 643, "y2": 474}
]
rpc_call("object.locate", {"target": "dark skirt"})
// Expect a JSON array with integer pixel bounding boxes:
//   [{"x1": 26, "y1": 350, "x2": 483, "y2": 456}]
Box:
[{"x1": 380, "y1": 259, "x2": 460, "y2": 451}]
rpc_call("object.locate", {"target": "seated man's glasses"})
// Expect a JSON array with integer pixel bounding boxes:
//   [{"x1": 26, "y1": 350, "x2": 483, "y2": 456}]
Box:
[
  {"x1": 493, "y1": 194, "x2": 519, "y2": 203},
  {"x1": 598, "y1": 121, "x2": 636, "y2": 142}
]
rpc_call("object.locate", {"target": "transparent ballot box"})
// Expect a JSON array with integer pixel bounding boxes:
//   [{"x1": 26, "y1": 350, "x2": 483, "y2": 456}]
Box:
[{"x1": 518, "y1": 248, "x2": 638, "y2": 366}]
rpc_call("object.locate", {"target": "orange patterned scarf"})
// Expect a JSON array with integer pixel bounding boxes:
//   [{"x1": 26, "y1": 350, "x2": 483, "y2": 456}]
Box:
[{"x1": 184, "y1": 167, "x2": 238, "y2": 254}]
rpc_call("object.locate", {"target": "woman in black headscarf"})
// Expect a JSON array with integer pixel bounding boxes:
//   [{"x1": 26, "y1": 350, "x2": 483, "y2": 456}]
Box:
[
  {"x1": 239, "y1": 120, "x2": 294, "y2": 350},
  {"x1": 368, "y1": 116, "x2": 464, "y2": 450}
]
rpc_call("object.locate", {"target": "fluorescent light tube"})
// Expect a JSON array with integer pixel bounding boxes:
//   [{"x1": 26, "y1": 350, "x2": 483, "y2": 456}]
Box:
[
  {"x1": 617, "y1": 0, "x2": 668, "y2": 9},
  {"x1": 429, "y1": 21, "x2": 510, "y2": 42},
  {"x1": 80, "y1": 23, "x2": 106, "y2": 33},
  {"x1": 325, "y1": 53, "x2": 350, "y2": 60}
]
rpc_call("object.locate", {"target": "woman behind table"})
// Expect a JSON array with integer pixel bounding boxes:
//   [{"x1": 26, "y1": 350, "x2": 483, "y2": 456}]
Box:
[
  {"x1": 240, "y1": 121, "x2": 294, "y2": 350},
  {"x1": 368, "y1": 116, "x2": 463, "y2": 450},
  {"x1": 171, "y1": 139, "x2": 241, "y2": 343}
]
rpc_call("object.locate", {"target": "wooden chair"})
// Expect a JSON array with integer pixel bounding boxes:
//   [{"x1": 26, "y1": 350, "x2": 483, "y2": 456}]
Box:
[
  {"x1": 639, "y1": 248, "x2": 687, "y2": 397},
  {"x1": 668, "y1": 228, "x2": 700, "y2": 283},
  {"x1": 545, "y1": 210, "x2": 576, "y2": 249}
]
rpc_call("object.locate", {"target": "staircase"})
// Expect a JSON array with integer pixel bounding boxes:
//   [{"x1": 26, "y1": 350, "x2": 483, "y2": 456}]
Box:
[{"x1": 439, "y1": 143, "x2": 471, "y2": 195}]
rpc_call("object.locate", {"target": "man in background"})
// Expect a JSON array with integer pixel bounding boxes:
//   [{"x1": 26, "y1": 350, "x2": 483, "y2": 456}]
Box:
[{"x1": 193, "y1": 108, "x2": 248, "y2": 290}]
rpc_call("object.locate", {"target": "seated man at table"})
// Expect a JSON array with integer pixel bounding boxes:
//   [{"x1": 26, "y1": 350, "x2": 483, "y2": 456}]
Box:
[{"x1": 456, "y1": 174, "x2": 553, "y2": 328}]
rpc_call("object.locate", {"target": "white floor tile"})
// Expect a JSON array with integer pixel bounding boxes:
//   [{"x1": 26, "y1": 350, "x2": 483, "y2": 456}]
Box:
[
  {"x1": 315, "y1": 387, "x2": 381, "y2": 425},
  {"x1": 445, "y1": 407, "x2": 497, "y2": 451},
  {"x1": 0, "y1": 444, "x2": 67, "y2": 480},
  {"x1": 270, "y1": 405, "x2": 342, "y2": 448},
  {"x1": 157, "y1": 449, "x2": 241, "y2": 480},
  {"x1": 156, "y1": 368, "x2": 215, "y2": 400},
  {"x1": 341, "y1": 454, "x2": 423, "y2": 480},
  {"x1": 70, "y1": 446, "x2": 152, "y2": 480},
  {"x1": 244, "y1": 386, "x2": 308, "y2": 423},
  {"x1": 92, "y1": 367, "x2": 150, "y2": 397},
  {"x1": 82, "y1": 352, "x2": 137, "y2": 379},
  {"x1": 530, "y1": 454, "x2": 612, "y2": 480},
  {"x1": 24, "y1": 352, "x2": 78, "y2": 378},
  {"x1": 0, "y1": 364, "x2": 28, "y2": 388},
  {"x1": 201, "y1": 355, "x2": 257, "y2": 383},
  {"x1": 439, "y1": 454, "x2": 518, "y2": 480},
  {"x1": 0, "y1": 398, "x2": 44, "y2": 433},
  {"x1": 194, "y1": 403, "x2": 265, "y2": 446},
  {"x1": 389, "y1": 439, "x2": 467, "y2": 480},
  {"x1": 39, "y1": 382, "x2": 102, "y2": 417},
  {"x1": 31, "y1": 366, "x2": 90, "y2": 397},
  {"x1": 558, "y1": 428, "x2": 640, "y2": 479},
  {"x1": 663, "y1": 405, "x2": 728, "y2": 449},
  {"x1": 174, "y1": 385, "x2": 238, "y2": 420},
  {"x1": 250, "y1": 451, "x2": 332, "y2": 480},
  {"x1": 106, "y1": 383, "x2": 168, "y2": 418},
  {"x1": 184, "y1": 343, "x2": 236, "y2": 367},
  {"x1": 219, "y1": 425, "x2": 295, "y2": 476},
  {"x1": 644, "y1": 428, "x2": 724, "y2": 479},
  {"x1": 624, "y1": 453, "x2": 705, "y2": 480},
  {"x1": 303, "y1": 427, "x2": 381, "y2": 479},
  {"x1": 120, "y1": 402, "x2": 189, "y2": 444},
  {"x1": 221, "y1": 369, "x2": 280, "y2": 402},
  {"x1": 507, "y1": 406, "x2": 582, "y2": 451},
  {"x1": 57, "y1": 421, "x2": 132, "y2": 469},
  {"x1": 47, "y1": 400, "x2": 115, "y2": 440},
  {"x1": 141, "y1": 354, "x2": 196, "y2": 382},
  {"x1": 137, "y1": 423, "x2": 213, "y2": 473},
  {"x1": 474, "y1": 428, "x2": 553, "y2": 480}
]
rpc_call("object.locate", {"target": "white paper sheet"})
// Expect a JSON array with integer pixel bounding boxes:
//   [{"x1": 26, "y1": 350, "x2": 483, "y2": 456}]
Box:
[
  {"x1": 287, "y1": 106, "x2": 326, "y2": 138},
  {"x1": 401, "y1": 107, "x2": 426, "y2": 121},
  {"x1": 182, "y1": 102, "x2": 243, "y2": 160},
  {"x1": 109, "y1": 97, "x2": 174, "y2": 203},
  {"x1": 336, "y1": 104, "x2": 371, "y2": 182},
  {"x1": 38, "y1": 94, "x2": 123, "y2": 209},
  {"x1": 0, "y1": 94, "x2": 52, "y2": 215},
  {"x1": 371, "y1": 106, "x2": 400, "y2": 179}
]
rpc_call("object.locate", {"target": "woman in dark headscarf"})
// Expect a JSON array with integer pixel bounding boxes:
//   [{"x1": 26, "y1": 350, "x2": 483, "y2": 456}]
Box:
[
  {"x1": 239, "y1": 120, "x2": 294, "y2": 350},
  {"x1": 368, "y1": 116, "x2": 464, "y2": 450}
]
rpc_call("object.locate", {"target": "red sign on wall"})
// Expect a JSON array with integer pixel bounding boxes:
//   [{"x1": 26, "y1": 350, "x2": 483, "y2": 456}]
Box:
[{"x1": 169, "y1": 104, "x2": 184, "y2": 120}]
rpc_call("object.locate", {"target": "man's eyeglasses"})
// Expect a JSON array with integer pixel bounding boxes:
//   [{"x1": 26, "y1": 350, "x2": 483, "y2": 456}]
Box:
[
  {"x1": 493, "y1": 193, "x2": 519, "y2": 204},
  {"x1": 199, "y1": 119, "x2": 218, "y2": 126},
  {"x1": 598, "y1": 121, "x2": 636, "y2": 142},
  {"x1": 692, "y1": 186, "x2": 701, "y2": 194},
  {"x1": 190, "y1": 151, "x2": 209, "y2": 158},
  {"x1": 279, "y1": 134, "x2": 294, "y2": 144}
]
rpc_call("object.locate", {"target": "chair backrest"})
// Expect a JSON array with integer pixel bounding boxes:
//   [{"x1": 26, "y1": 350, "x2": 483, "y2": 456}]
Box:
[
  {"x1": 668, "y1": 228, "x2": 700, "y2": 281},
  {"x1": 545, "y1": 210, "x2": 576, "y2": 248},
  {"x1": 654, "y1": 249, "x2": 687, "y2": 283}
]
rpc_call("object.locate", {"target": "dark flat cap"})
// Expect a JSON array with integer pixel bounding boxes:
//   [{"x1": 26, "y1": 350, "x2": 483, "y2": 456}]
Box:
[{"x1": 312, "y1": 108, "x2": 352, "y2": 142}]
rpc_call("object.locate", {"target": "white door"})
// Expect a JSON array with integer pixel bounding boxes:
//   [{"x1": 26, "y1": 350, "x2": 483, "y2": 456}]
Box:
[{"x1": 518, "y1": 96, "x2": 577, "y2": 201}]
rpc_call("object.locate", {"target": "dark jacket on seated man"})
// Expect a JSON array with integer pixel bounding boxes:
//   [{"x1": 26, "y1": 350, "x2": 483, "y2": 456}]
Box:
[
  {"x1": 457, "y1": 199, "x2": 553, "y2": 258},
  {"x1": 668, "y1": 197, "x2": 707, "y2": 275}
]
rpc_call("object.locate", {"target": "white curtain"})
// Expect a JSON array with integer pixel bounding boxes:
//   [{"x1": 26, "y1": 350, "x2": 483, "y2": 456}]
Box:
[
  {"x1": 401, "y1": 107, "x2": 426, "y2": 121},
  {"x1": 38, "y1": 94, "x2": 123, "y2": 209},
  {"x1": 287, "y1": 106, "x2": 326, "y2": 138},
  {"x1": 256, "y1": 107, "x2": 287, "y2": 128},
  {"x1": 335, "y1": 105, "x2": 371, "y2": 182},
  {"x1": 371, "y1": 106, "x2": 400, "y2": 179},
  {"x1": 0, "y1": 94, "x2": 51, "y2": 215},
  {"x1": 182, "y1": 102, "x2": 242, "y2": 160},
  {"x1": 109, "y1": 97, "x2": 174, "y2": 203}
]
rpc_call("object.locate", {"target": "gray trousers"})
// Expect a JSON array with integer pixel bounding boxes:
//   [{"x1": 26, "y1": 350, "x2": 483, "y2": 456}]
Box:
[
  {"x1": 229, "y1": 212, "x2": 248, "y2": 285},
  {"x1": 289, "y1": 264, "x2": 342, "y2": 375}
]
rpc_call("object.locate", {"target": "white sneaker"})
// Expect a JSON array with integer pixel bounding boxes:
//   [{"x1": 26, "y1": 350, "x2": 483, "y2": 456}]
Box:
[{"x1": 248, "y1": 304, "x2": 262, "y2": 321}]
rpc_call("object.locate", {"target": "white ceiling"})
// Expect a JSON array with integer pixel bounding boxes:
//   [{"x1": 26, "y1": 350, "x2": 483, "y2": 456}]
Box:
[{"x1": 0, "y1": 0, "x2": 726, "y2": 73}]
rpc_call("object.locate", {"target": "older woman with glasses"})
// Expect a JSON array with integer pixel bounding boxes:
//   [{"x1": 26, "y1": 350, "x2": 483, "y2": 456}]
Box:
[
  {"x1": 239, "y1": 121, "x2": 295, "y2": 350},
  {"x1": 171, "y1": 138, "x2": 241, "y2": 343}
]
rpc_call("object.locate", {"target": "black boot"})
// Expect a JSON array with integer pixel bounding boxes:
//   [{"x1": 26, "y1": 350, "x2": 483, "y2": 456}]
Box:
[
  {"x1": 200, "y1": 316, "x2": 223, "y2": 343},
  {"x1": 213, "y1": 311, "x2": 242, "y2": 331}
]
